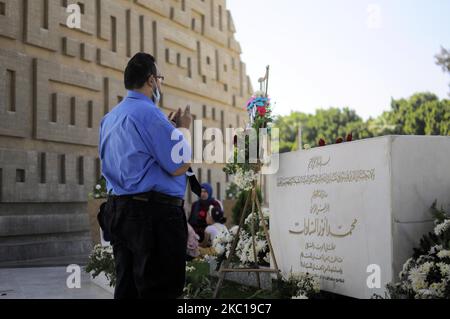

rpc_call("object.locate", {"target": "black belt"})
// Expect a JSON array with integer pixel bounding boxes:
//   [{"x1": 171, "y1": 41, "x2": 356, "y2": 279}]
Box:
[{"x1": 110, "y1": 191, "x2": 184, "y2": 208}]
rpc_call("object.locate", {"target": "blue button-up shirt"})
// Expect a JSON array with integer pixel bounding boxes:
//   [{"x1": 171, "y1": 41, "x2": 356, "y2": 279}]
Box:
[{"x1": 99, "y1": 91, "x2": 191, "y2": 199}]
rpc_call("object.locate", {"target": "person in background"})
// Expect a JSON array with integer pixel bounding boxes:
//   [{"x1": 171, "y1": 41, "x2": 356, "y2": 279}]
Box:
[
  {"x1": 200, "y1": 205, "x2": 229, "y2": 248},
  {"x1": 188, "y1": 183, "x2": 222, "y2": 242},
  {"x1": 186, "y1": 222, "x2": 200, "y2": 261}
]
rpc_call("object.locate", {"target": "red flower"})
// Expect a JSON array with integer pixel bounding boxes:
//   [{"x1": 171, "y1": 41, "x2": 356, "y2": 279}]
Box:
[
  {"x1": 318, "y1": 139, "x2": 326, "y2": 147},
  {"x1": 346, "y1": 133, "x2": 353, "y2": 142},
  {"x1": 257, "y1": 106, "x2": 267, "y2": 117},
  {"x1": 336, "y1": 137, "x2": 344, "y2": 144}
]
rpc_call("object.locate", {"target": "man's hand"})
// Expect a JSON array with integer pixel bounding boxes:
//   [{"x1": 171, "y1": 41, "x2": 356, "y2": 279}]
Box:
[
  {"x1": 168, "y1": 105, "x2": 192, "y2": 130},
  {"x1": 179, "y1": 105, "x2": 192, "y2": 129}
]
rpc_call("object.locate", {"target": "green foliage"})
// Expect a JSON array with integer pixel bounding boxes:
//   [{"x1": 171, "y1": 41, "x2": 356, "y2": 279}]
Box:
[
  {"x1": 378, "y1": 201, "x2": 450, "y2": 299},
  {"x1": 436, "y1": 47, "x2": 450, "y2": 73},
  {"x1": 85, "y1": 245, "x2": 116, "y2": 288},
  {"x1": 225, "y1": 182, "x2": 240, "y2": 200},
  {"x1": 184, "y1": 260, "x2": 213, "y2": 299},
  {"x1": 88, "y1": 176, "x2": 109, "y2": 199},
  {"x1": 232, "y1": 188, "x2": 262, "y2": 226},
  {"x1": 413, "y1": 201, "x2": 450, "y2": 259},
  {"x1": 436, "y1": 46, "x2": 450, "y2": 95},
  {"x1": 277, "y1": 273, "x2": 321, "y2": 299},
  {"x1": 274, "y1": 93, "x2": 450, "y2": 153},
  {"x1": 274, "y1": 107, "x2": 372, "y2": 151},
  {"x1": 387, "y1": 93, "x2": 450, "y2": 136}
]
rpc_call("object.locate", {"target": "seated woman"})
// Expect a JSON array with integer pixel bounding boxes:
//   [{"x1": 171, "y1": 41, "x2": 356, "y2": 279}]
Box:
[
  {"x1": 188, "y1": 183, "x2": 222, "y2": 242},
  {"x1": 200, "y1": 205, "x2": 229, "y2": 248}
]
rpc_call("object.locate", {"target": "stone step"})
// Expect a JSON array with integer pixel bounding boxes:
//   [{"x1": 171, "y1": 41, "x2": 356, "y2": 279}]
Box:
[
  {"x1": 0, "y1": 233, "x2": 92, "y2": 265},
  {"x1": 0, "y1": 254, "x2": 90, "y2": 268}
]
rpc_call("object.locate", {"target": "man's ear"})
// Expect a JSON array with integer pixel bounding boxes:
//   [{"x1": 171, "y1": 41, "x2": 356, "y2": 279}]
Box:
[{"x1": 147, "y1": 75, "x2": 154, "y2": 89}]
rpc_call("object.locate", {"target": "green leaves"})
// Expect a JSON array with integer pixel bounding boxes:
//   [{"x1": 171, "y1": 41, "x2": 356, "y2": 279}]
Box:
[{"x1": 274, "y1": 92, "x2": 450, "y2": 153}]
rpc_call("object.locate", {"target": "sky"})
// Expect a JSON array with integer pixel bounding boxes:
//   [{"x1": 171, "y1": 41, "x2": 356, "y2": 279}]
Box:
[{"x1": 227, "y1": 0, "x2": 450, "y2": 119}]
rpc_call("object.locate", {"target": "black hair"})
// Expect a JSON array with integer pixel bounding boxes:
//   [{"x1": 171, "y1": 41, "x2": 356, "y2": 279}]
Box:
[
  {"x1": 211, "y1": 206, "x2": 227, "y2": 224},
  {"x1": 124, "y1": 52, "x2": 157, "y2": 90}
]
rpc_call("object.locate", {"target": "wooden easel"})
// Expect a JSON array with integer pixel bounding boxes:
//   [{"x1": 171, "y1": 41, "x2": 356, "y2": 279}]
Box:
[
  {"x1": 213, "y1": 177, "x2": 282, "y2": 298},
  {"x1": 214, "y1": 65, "x2": 280, "y2": 298}
]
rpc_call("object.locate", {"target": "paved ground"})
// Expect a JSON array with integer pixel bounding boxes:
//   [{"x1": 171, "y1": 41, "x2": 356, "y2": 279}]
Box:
[{"x1": 0, "y1": 267, "x2": 113, "y2": 299}]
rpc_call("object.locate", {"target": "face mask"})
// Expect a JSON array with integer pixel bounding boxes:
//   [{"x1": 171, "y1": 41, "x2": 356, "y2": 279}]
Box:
[{"x1": 152, "y1": 79, "x2": 161, "y2": 106}]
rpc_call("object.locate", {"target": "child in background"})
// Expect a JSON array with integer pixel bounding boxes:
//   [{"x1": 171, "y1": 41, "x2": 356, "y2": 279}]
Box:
[{"x1": 200, "y1": 205, "x2": 229, "y2": 248}]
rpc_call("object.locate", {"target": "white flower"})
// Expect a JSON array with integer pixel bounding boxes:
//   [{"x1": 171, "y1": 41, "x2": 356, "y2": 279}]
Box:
[
  {"x1": 437, "y1": 262, "x2": 450, "y2": 277},
  {"x1": 437, "y1": 250, "x2": 450, "y2": 259},
  {"x1": 428, "y1": 281, "x2": 447, "y2": 298},
  {"x1": 408, "y1": 267, "x2": 428, "y2": 292},
  {"x1": 419, "y1": 262, "x2": 433, "y2": 274},
  {"x1": 230, "y1": 226, "x2": 239, "y2": 236},
  {"x1": 214, "y1": 244, "x2": 225, "y2": 256},
  {"x1": 429, "y1": 245, "x2": 443, "y2": 254},
  {"x1": 256, "y1": 240, "x2": 267, "y2": 254},
  {"x1": 400, "y1": 257, "x2": 414, "y2": 279},
  {"x1": 261, "y1": 208, "x2": 270, "y2": 219},
  {"x1": 186, "y1": 265, "x2": 196, "y2": 273},
  {"x1": 95, "y1": 184, "x2": 102, "y2": 190},
  {"x1": 234, "y1": 167, "x2": 258, "y2": 191},
  {"x1": 434, "y1": 220, "x2": 450, "y2": 236}
]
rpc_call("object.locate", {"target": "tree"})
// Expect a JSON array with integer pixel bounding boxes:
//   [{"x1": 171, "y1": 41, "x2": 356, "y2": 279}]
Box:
[
  {"x1": 274, "y1": 107, "x2": 372, "y2": 152},
  {"x1": 436, "y1": 46, "x2": 450, "y2": 95},
  {"x1": 386, "y1": 93, "x2": 449, "y2": 136},
  {"x1": 273, "y1": 93, "x2": 449, "y2": 153}
]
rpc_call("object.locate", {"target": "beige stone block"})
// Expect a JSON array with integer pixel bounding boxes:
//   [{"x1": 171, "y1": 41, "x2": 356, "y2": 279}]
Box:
[
  {"x1": 103, "y1": 76, "x2": 126, "y2": 114},
  {"x1": 134, "y1": 0, "x2": 170, "y2": 17},
  {"x1": 62, "y1": 37, "x2": 79, "y2": 57},
  {"x1": 24, "y1": 0, "x2": 58, "y2": 51},
  {"x1": 0, "y1": 49, "x2": 32, "y2": 138},
  {"x1": 80, "y1": 43, "x2": 96, "y2": 62},
  {"x1": 0, "y1": 148, "x2": 95, "y2": 203},
  {"x1": 0, "y1": 0, "x2": 20, "y2": 39},
  {"x1": 33, "y1": 58, "x2": 102, "y2": 146},
  {"x1": 97, "y1": 48, "x2": 128, "y2": 72}
]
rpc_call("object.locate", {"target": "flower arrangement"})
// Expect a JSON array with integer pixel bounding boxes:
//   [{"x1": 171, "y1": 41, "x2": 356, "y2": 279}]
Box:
[
  {"x1": 233, "y1": 167, "x2": 259, "y2": 192},
  {"x1": 212, "y1": 208, "x2": 271, "y2": 267},
  {"x1": 225, "y1": 182, "x2": 240, "y2": 200},
  {"x1": 223, "y1": 68, "x2": 275, "y2": 190},
  {"x1": 89, "y1": 176, "x2": 109, "y2": 199},
  {"x1": 383, "y1": 202, "x2": 450, "y2": 299},
  {"x1": 85, "y1": 244, "x2": 116, "y2": 287},
  {"x1": 245, "y1": 90, "x2": 273, "y2": 130},
  {"x1": 280, "y1": 272, "x2": 321, "y2": 299}
]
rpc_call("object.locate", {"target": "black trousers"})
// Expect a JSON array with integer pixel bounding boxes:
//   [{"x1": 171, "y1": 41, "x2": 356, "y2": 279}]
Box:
[{"x1": 106, "y1": 196, "x2": 188, "y2": 299}]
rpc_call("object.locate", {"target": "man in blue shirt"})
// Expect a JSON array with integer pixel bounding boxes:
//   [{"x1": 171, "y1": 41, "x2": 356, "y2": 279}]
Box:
[{"x1": 99, "y1": 52, "x2": 192, "y2": 299}]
